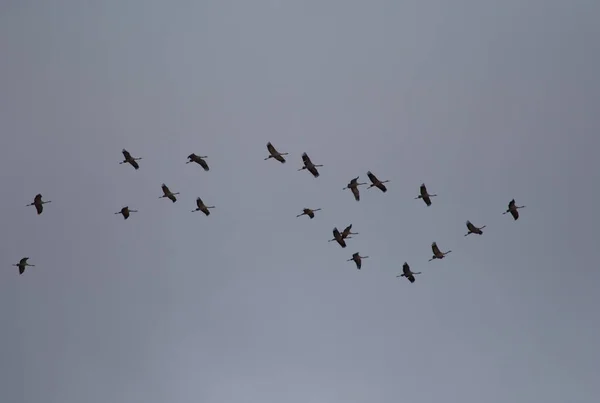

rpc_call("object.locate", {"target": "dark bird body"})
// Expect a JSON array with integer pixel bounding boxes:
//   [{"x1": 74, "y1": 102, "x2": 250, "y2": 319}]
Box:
[
  {"x1": 328, "y1": 227, "x2": 347, "y2": 248},
  {"x1": 347, "y1": 252, "x2": 369, "y2": 269},
  {"x1": 296, "y1": 208, "x2": 321, "y2": 219},
  {"x1": 415, "y1": 183, "x2": 437, "y2": 206},
  {"x1": 192, "y1": 197, "x2": 215, "y2": 216},
  {"x1": 343, "y1": 177, "x2": 367, "y2": 201},
  {"x1": 366, "y1": 171, "x2": 390, "y2": 192},
  {"x1": 429, "y1": 242, "x2": 452, "y2": 261},
  {"x1": 26, "y1": 194, "x2": 51, "y2": 215},
  {"x1": 187, "y1": 153, "x2": 209, "y2": 171},
  {"x1": 159, "y1": 183, "x2": 179, "y2": 203},
  {"x1": 115, "y1": 206, "x2": 137, "y2": 220},
  {"x1": 397, "y1": 262, "x2": 421, "y2": 283},
  {"x1": 13, "y1": 257, "x2": 35, "y2": 275},
  {"x1": 120, "y1": 149, "x2": 142, "y2": 170},
  {"x1": 503, "y1": 199, "x2": 526, "y2": 220},
  {"x1": 298, "y1": 153, "x2": 322, "y2": 177},
  {"x1": 465, "y1": 220, "x2": 486, "y2": 236},
  {"x1": 265, "y1": 142, "x2": 288, "y2": 163}
]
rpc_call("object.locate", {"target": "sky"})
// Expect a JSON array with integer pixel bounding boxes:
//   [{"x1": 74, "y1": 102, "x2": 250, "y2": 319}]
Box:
[{"x1": 1, "y1": 1, "x2": 599, "y2": 402}]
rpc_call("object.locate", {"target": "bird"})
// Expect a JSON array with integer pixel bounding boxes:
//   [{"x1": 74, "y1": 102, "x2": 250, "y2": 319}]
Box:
[
  {"x1": 159, "y1": 183, "x2": 179, "y2": 203},
  {"x1": 347, "y1": 252, "x2": 369, "y2": 269},
  {"x1": 296, "y1": 208, "x2": 321, "y2": 219},
  {"x1": 12, "y1": 257, "x2": 35, "y2": 275},
  {"x1": 366, "y1": 171, "x2": 390, "y2": 192},
  {"x1": 328, "y1": 227, "x2": 347, "y2": 248},
  {"x1": 186, "y1": 154, "x2": 209, "y2": 171},
  {"x1": 298, "y1": 152, "x2": 323, "y2": 178},
  {"x1": 396, "y1": 262, "x2": 421, "y2": 283},
  {"x1": 429, "y1": 242, "x2": 452, "y2": 261},
  {"x1": 192, "y1": 197, "x2": 215, "y2": 215},
  {"x1": 343, "y1": 176, "x2": 367, "y2": 201},
  {"x1": 115, "y1": 206, "x2": 138, "y2": 220},
  {"x1": 26, "y1": 193, "x2": 51, "y2": 215},
  {"x1": 120, "y1": 149, "x2": 142, "y2": 170},
  {"x1": 465, "y1": 220, "x2": 486, "y2": 236},
  {"x1": 264, "y1": 142, "x2": 288, "y2": 163},
  {"x1": 341, "y1": 224, "x2": 358, "y2": 239},
  {"x1": 415, "y1": 183, "x2": 437, "y2": 206},
  {"x1": 503, "y1": 199, "x2": 526, "y2": 220}
]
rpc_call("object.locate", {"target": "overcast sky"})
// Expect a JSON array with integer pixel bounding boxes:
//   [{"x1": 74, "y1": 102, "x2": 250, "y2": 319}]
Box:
[{"x1": 1, "y1": 1, "x2": 599, "y2": 402}]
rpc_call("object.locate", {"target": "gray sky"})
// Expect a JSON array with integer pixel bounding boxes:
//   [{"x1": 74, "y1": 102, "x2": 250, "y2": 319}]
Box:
[{"x1": 1, "y1": 1, "x2": 599, "y2": 402}]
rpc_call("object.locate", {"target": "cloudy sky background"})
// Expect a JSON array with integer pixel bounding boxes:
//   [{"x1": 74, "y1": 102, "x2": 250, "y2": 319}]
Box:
[{"x1": 1, "y1": 1, "x2": 599, "y2": 402}]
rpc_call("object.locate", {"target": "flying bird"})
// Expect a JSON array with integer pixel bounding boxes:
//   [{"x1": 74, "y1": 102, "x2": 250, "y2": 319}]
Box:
[
  {"x1": 187, "y1": 154, "x2": 209, "y2": 171},
  {"x1": 465, "y1": 220, "x2": 486, "y2": 236},
  {"x1": 296, "y1": 208, "x2": 322, "y2": 219},
  {"x1": 159, "y1": 183, "x2": 179, "y2": 203},
  {"x1": 396, "y1": 262, "x2": 421, "y2": 283},
  {"x1": 415, "y1": 183, "x2": 437, "y2": 206},
  {"x1": 429, "y1": 242, "x2": 452, "y2": 261},
  {"x1": 366, "y1": 171, "x2": 390, "y2": 192},
  {"x1": 12, "y1": 257, "x2": 35, "y2": 275},
  {"x1": 192, "y1": 197, "x2": 215, "y2": 216},
  {"x1": 115, "y1": 206, "x2": 138, "y2": 220},
  {"x1": 503, "y1": 199, "x2": 526, "y2": 220},
  {"x1": 26, "y1": 194, "x2": 51, "y2": 215},
  {"x1": 120, "y1": 149, "x2": 142, "y2": 170},
  {"x1": 298, "y1": 152, "x2": 323, "y2": 178},
  {"x1": 264, "y1": 142, "x2": 288, "y2": 163},
  {"x1": 343, "y1": 177, "x2": 367, "y2": 201},
  {"x1": 341, "y1": 224, "x2": 358, "y2": 239},
  {"x1": 328, "y1": 227, "x2": 347, "y2": 248},
  {"x1": 347, "y1": 252, "x2": 369, "y2": 269}
]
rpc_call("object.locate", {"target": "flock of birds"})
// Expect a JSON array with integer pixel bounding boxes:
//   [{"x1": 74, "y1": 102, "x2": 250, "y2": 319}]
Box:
[{"x1": 13, "y1": 143, "x2": 527, "y2": 283}]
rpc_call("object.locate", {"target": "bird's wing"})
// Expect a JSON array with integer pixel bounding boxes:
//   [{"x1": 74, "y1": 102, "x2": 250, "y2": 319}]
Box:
[
  {"x1": 122, "y1": 149, "x2": 131, "y2": 159},
  {"x1": 267, "y1": 142, "x2": 276, "y2": 154},
  {"x1": 301, "y1": 153, "x2": 310, "y2": 163},
  {"x1": 420, "y1": 184, "x2": 427, "y2": 196},
  {"x1": 466, "y1": 221, "x2": 475, "y2": 231},
  {"x1": 351, "y1": 187, "x2": 360, "y2": 200},
  {"x1": 403, "y1": 264, "x2": 410, "y2": 275},
  {"x1": 367, "y1": 171, "x2": 377, "y2": 183},
  {"x1": 20, "y1": 257, "x2": 28, "y2": 265},
  {"x1": 509, "y1": 199, "x2": 516, "y2": 208},
  {"x1": 432, "y1": 243, "x2": 440, "y2": 254},
  {"x1": 34, "y1": 194, "x2": 42, "y2": 203}
]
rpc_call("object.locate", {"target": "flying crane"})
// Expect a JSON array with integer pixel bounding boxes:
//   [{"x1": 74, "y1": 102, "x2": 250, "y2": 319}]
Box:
[
  {"x1": 465, "y1": 220, "x2": 486, "y2": 236},
  {"x1": 429, "y1": 242, "x2": 452, "y2": 261},
  {"x1": 120, "y1": 149, "x2": 142, "y2": 170},
  {"x1": 343, "y1": 176, "x2": 367, "y2": 201},
  {"x1": 12, "y1": 257, "x2": 35, "y2": 275},
  {"x1": 396, "y1": 262, "x2": 421, "y2": 283},
  {"x1": 366, "y1": 171, "x2": 390, "y2": 192},
  {"x1": 115, "y1": 206, "x2": 138, "y2": 220},
  {"x1": 296, "y1": 208, "x2": 322, "y2": 219},
  {"x1": 298, "y1": 152, "x2": 323, "y2": 178},
  {"x1": 159, "y1": 183, "x2": 180, "y2": 203},
  {"x1": 264, "y1": 142, "x2": 288, "y2": 163},
  {"x1": 187, "y1": 154, "x2": 210, "y2": 171},
  {"x1": 347, "y1": 252, "x2": 369, "y2": 269},
  {"x1": 192, "y1": 197, "x2": 215, "y2": 216},
  {"x1": 328, "y1": 227, "x2": 347, "y2": 248},
  {"x1": 341, "y1": 224, "x2": 358, "y2": 239},
  {"x1": 415, "y1": 183, "x2": 437, "y2": 206},
  {"x1": 503, "y1": 199, "x2": 526, "y2": 220},
  {"x1": 26, "y1": 194, "x2": 51, "y2": 215}
]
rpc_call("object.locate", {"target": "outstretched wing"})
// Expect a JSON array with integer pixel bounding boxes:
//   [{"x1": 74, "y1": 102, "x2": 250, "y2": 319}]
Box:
[
  {"x1": 122, "y1": 149, "x2": 131, "y2": 159},
  {"x1": 351, "y1": 186, "x2": 360, "y2": 201},
  {"x1": 20, "y1": 257, "x2": 29, "y2": 265},
  {"x1": 267, "y1": 142, "x2": 277, "y2": 154},
  {"x1": 420, "y1": 183, "x2": 427, "y2": 196},
  {"x1": 161, "y1": 184, "x2": 170, "y2": 194},
  {"x1": 466, "y1": 221, "x2": 476, "y2": 231},
  {"x1": 341, "y1": 224, "x2": 353, "y2": 238},
  {"x1": 301, "y1": 152, "x2": 311, "y2": 164},
  {"x1": 367, "y1": 171, "x2": 377, "y2": 184},
  {"x1": 432, "y1": 242, "x2": 441, "y2": 255}
]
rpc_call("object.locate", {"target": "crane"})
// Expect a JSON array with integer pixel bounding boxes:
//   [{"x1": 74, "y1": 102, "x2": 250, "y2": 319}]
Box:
[
  {"x1": 503, "y1": 199, "x2": 526, "y2": 220},
  {"x1": 115, "y1": 206, "x2": 138, "y2": 220},
  {"x1": 120, "y1": 149, "x2": 142, "y2": 170},
  {"x1": 192, "y1": 197, "x2": 215, "y2": 216},
  {"x1": 159, "y1": 183, "x2": 179, "y2": 203},
  {"x1": 429, "y1": 242, "x2": 452, "y2": 261},
  {"x1": 296, "y1": 208, "x2": 322, "y2": 219},
  {"x1": 396, "y1": 262, "x2": 421, "y2": 283},
  {"x1": 343, "y1": 176, "x2": 367, "y2": 201},
  {"x1": 415, "y1": 183, "x2": 437, "y2": 206},
  {"x1": 465, "y1": 220, "x2": 486, "y2": 236},
  {"x1": 26, "y1": 194, "x2": 51, "y2": 215},
  {"x1": 366, "y1": 171, "x2": 390, "y2": 192},
  {"x1": 347, "y1": 252, "x2": 369, "y2": 270},
  {"x1": 341, "y1": 224, "x2": 358, "y2": 239},
  {"x1": 298, "y1": 152, "x2": 323, "y2": 177},
  {"x1": 186, "y1": 154, "x2": 209, "y2": 171},
  {"x1": 328, "y1": 227, "x2": 347, "y2": 248},
  {"x1": 264, "y1": 142, "x2": 288, "y2": 163},
  {"x1": 12, "y1": 257, "x2": 35, "y2": 275}
]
